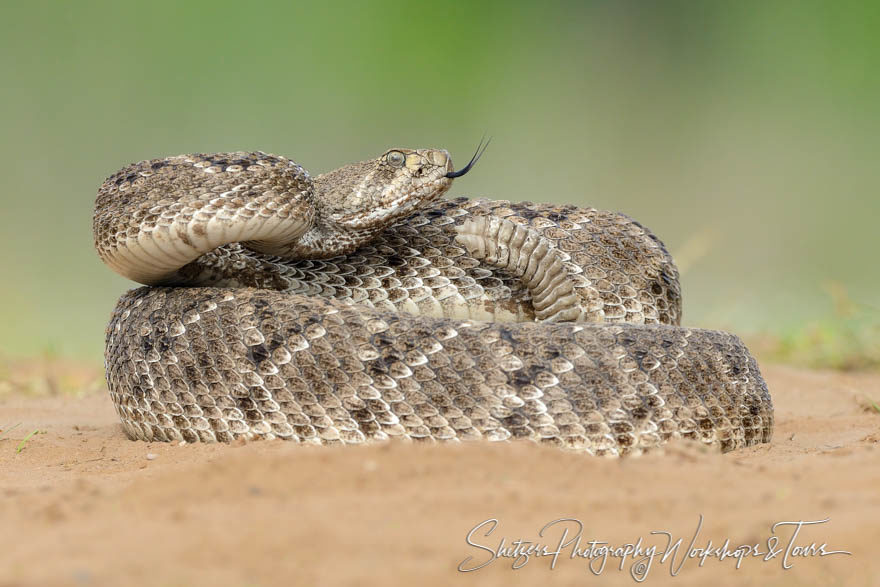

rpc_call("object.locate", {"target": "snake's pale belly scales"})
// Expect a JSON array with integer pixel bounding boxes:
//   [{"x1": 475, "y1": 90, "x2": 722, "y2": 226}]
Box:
[{"x1": 96, "y1": 150, "x2": 773, "y2": 456}]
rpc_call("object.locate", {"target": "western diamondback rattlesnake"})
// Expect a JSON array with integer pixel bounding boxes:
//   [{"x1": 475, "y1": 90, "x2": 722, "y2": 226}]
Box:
[{"x1": 93, "y1": 145, "x2": 772, "y2": 456}]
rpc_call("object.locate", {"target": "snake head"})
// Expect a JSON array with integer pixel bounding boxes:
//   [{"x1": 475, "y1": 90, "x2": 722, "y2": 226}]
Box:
[
  {"x1": 265, "y1": 142, "x2": 487, "y2": 259},
  {"x1": 314, "y1": 148, "x2": 455, "y2": 231}
]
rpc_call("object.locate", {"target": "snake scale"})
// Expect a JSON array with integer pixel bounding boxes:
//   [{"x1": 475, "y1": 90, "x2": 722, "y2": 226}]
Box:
[{"x1": 93, "y1": 146, "x2": 773, "y2": 456}]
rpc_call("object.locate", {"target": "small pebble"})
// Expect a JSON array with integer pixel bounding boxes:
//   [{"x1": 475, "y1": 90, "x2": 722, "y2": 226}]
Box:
[
  {"x1": 146, "y1": 453, "x2": 158, "y2": 460},
  {"x1": 178, "y1": 440, "x2": 187, "y2": 446}
]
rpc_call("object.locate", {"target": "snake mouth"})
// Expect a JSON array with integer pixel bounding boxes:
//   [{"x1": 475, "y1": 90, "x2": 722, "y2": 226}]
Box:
[{"x1": 446, "y1": 136, "x2": 491, "y2": 179}]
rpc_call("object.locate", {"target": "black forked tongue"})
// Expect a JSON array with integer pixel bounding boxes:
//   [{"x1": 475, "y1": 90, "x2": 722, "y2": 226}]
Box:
[{"x1": 446, "y1": 136, "x2": 491, "y2": 178}]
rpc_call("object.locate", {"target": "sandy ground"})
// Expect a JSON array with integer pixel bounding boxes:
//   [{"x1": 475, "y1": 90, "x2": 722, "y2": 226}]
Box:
[{"x1": 1, "y1": 364, "x2": 879, "y2": 587}]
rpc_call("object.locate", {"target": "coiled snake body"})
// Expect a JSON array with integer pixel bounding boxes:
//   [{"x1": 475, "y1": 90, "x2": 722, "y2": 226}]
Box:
[{"x1": 93, "y1": 147, "x2": 772, "y2": 456}]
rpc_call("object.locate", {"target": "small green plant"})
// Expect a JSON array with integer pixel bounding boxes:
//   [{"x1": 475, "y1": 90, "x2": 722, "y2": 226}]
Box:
[
  {"x1": 15, "y1": 429, "x2": 42, "y2": 453},
  {"x1": 0, "y1": 422, "x2": 21, "y2": 441}
]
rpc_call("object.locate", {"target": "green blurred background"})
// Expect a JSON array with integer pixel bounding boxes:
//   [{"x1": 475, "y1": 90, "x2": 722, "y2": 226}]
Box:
[{"x1": 1, "y1": 1, "x2": 877, "y2": 366}]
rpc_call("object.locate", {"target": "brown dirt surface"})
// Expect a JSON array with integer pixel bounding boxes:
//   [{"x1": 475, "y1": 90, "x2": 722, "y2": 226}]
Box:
[{"x1": 1, "y1": 364, "x2": 878, "y2": 586}]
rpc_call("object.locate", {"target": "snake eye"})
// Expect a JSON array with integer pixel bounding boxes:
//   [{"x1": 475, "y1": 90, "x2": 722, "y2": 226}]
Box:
[{"x1": 386, "y1": 150, "x2": 406, "y2": 167}]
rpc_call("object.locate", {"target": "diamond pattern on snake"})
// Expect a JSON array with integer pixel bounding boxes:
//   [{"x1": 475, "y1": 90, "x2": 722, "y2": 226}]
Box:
[{"x1": 93, "y1": 145, "x2": 772, "y2": 456}]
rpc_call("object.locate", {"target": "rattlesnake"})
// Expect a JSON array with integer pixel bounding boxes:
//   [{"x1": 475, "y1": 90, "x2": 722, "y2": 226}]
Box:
[{"x1": 93, "y1": 146, "x2": 772, "y2": 456}]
